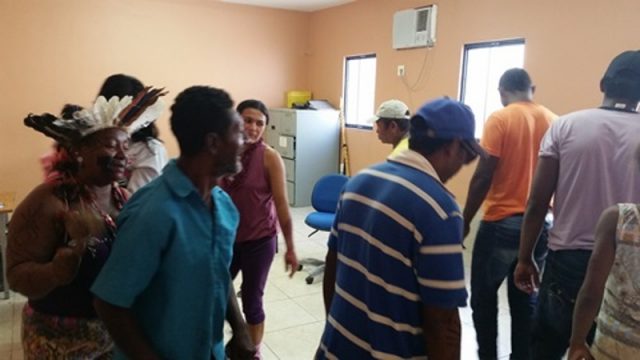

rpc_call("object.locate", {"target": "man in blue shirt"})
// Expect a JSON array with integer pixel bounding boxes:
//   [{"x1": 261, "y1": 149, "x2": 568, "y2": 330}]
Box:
[
  {"x1": 92, "y1": 86, "x2": 254, "y2": 360},
  {"x1": 318, "y1": 98, "x2": 485, "y2": 359}
]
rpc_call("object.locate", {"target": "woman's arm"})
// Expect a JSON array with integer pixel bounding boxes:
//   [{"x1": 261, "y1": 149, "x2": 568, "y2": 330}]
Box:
[
  {"x1": 568, "y1": 205, "x2": 618, "y2": 360},
  {"x1": 7, "y1": 184, "x2": 88, "y2": 298},
  {"x1": 264, "y1": 147, "x2": 298, "y2": 277}
]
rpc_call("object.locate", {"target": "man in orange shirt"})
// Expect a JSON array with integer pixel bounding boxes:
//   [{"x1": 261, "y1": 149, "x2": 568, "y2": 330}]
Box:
[{"x1": 463, "y1": 68, "x2": 557, "y2": 360}]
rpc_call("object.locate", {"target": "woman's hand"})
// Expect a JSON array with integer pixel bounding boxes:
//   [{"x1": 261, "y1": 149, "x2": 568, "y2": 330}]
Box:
[
  {"x1": 285, "y1": 249, "x2": 299, "y2": 278},
  {"x1": 51, "y1": 210, "x2": 100, "y2": 285},
  {"x1": 51, "y1": 241, "x2": 86, "y2": 285}
]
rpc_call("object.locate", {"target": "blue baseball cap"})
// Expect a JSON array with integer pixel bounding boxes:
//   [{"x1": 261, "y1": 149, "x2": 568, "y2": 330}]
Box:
[{"x1": 411, "y1": 97, "x2": 486, "y2": 157}]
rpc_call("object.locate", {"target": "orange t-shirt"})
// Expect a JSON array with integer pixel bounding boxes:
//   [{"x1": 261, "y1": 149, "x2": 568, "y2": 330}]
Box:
[{"x1": 480, "y1": 102, "x2": 557, "y2": 221}]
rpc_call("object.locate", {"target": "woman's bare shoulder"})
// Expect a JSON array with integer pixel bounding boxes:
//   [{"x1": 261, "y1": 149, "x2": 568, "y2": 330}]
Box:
[{"x1": 263, "y1": 145, "x2": 283, "y2": 164}]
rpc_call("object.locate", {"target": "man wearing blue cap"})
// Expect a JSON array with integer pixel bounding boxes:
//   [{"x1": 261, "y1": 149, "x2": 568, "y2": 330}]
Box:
[
  {"x1": 317, "y1": 97, "x2": 484, "y2": 360},
  {"x1": 514, "y1": 50, "x2": 640, "y2": 359}
]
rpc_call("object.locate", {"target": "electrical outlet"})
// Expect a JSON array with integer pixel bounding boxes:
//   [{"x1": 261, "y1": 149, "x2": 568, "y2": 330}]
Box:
[{"x1": 397, "y1": 65, "x2": 406, "y2": 77}]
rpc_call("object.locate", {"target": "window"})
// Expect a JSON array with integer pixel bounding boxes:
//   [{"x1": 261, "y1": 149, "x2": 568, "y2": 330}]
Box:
[
  {"x1": 460, "y1": 39, "x2": 525, "y2": 138},
  {"x1": 343, "y1": 54, "x2": 376, "y2": 128}
]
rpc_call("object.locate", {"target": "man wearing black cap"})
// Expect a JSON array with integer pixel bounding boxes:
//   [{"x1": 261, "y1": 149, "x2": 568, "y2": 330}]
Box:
[
  {"x1": 463, "y1": 68, "x2": 557, "y2": 360},
  {"x1": 317, "y1": 97, "x2": 484, "y2": 360},
  {"x1": 514, "y1": 50, "x2": 640, "y2": 359}
]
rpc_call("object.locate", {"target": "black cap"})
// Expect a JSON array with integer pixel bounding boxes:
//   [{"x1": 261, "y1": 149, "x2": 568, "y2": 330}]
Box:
[{"x1": 602, "y1": 50, "x2": 640, "y2": 82}]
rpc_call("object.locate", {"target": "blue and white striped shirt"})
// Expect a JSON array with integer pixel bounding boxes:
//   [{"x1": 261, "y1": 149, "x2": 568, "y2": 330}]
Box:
[{"x1": 317, "y1": 150, "x2": 468, "y2": 359}]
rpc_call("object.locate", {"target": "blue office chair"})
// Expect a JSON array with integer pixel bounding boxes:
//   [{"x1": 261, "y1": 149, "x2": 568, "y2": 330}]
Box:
[{"x1": 300, "y1": 174, "x2": 348, "y2": 284}]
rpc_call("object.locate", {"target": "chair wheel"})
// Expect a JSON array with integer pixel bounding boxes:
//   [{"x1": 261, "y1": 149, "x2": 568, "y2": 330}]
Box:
[
  {"x1": 305, "y1": 276, "x2": 314, "y2": 284},
  {"x1": 297, "y1": 264, "x2": 303, "y2": 271}
]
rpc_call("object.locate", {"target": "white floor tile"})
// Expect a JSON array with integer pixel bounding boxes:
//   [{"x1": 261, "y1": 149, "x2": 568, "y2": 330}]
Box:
[
  {"x1": 262, "y1": 281, "x2": 290, "y2": 304},
  {"x1": 259, "y1": 343, "x2": 279, "y2": 360},
  {"x1": 269, "y1": 272, "x2": 323, "y2": 298},
  {"x1": 263, "y1": 299, "x2": 317, "y2": 333},
  {"x1": 291, "y1": 293, "x2": 326, "y2": 322},
  {"x1": 263, "y1": 321, "x2": 324, "y2": 360}
]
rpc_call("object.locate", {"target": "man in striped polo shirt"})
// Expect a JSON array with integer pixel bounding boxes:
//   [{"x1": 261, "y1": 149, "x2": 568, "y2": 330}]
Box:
[{"x1": 317, "y1": 97, "x2": 485, "y2": 359}]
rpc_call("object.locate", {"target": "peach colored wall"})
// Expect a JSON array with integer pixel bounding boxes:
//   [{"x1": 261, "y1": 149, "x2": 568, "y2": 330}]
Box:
[
  {"x1": 308, "y1": 0, "x2": 640, "y2": 204},
  {"x1": 0, "y1": 0, "x2": 309, "y2": 202}
]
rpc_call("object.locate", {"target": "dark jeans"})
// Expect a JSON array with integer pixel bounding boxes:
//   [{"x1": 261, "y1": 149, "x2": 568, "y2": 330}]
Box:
[
  {"x1": 530, "y1": 249, "x2": 595, "y2": 360},
  {"x1": 471, "y1": 215, "x2": 549, "y2": 360}
]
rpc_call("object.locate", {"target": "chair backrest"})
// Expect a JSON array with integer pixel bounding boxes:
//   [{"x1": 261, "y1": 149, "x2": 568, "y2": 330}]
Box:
[{"x1": 310, "y1": 174, "x2": 349, "y2": 213}]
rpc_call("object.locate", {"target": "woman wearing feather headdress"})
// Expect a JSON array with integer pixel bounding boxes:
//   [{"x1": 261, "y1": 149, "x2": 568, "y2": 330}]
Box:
[
  {"x1": 98, "y1": 74, "x2": 169, "y2": 193},
  {"x1": 7, "y1": 88, "x2": 165, "y2": 359}
]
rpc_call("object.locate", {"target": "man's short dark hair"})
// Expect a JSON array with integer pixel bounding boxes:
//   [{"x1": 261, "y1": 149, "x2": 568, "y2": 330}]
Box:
[
  {"x1": 378, "y1": 117, "x2": 410, "y2": 132},
  {"x1": 499, "y1": 68, "x2": 532, "y2": 92},
  {"x1": 170, "y1": 86, "x2": 234, "y2": 156},
  {"x1": 409, "y1": 136, "x2": 453, "y2": 155}
]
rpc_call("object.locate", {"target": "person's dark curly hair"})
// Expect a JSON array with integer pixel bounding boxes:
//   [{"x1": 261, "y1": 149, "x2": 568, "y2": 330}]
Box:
[
  {"x1": 170, "y1": 86, "x2": 235, "y2": 156},
  {"x1": 499, "y1": 68, "x2": 532, "y2": 92},
  {"x1": 98, "y1": 74, "x2": 144, "y2": 99}
]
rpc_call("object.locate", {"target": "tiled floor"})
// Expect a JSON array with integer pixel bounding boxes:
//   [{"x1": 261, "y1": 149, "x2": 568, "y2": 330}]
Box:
[
  {"x1": 0, "y1": 207, "x2": 513, "y2": 359},
  {"x1": 228, "y1": 207, "x2": 514, "y2": 359},
  {"x1": 0, "y1": 291, "x2": 25, "y2": 360}
]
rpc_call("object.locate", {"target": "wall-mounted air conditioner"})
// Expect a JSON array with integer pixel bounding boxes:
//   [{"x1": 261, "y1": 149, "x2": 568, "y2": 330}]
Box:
[{"x1": 393, "y1": 4, "x2": 438, "y2": 50}]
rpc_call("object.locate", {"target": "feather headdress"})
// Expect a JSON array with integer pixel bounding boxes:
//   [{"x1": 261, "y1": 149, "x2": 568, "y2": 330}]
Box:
[{"x1": 25, "y1": 87, "x2": 167, "y2": 147}]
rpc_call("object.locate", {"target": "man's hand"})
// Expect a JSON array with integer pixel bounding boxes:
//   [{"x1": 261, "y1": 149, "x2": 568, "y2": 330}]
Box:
[
  {"x1": 463, "y1": 221, "x2": 471, "y2": 239},
  {"x1": 225, "y1": 333, "x2": 256, "y2": 360},
  {"x1": 513, "y1": 260, "x2": 540, "y2": 294},
  {"x1": 568, "y1": 342, "x2": 594, "y2": 360}
]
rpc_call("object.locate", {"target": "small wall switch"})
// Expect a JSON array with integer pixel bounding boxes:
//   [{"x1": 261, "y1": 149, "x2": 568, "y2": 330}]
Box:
[{"x1": 397, "y1": 65, "x2": 406, "y2": 77}]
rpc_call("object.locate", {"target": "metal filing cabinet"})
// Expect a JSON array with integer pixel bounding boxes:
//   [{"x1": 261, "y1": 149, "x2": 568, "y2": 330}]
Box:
[{"x1": 265, "y1": 109, "x2": 340, "y2": 206}]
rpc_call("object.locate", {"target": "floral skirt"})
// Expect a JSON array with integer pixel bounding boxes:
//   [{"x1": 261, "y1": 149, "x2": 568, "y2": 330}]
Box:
[{"x1": 22, "y1": 303, "x2": 113, "y2": 359}]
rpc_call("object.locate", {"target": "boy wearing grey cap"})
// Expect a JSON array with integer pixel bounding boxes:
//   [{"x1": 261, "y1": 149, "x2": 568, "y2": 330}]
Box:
[{"x1": 369, "y1": 99, "x2": 411, "y2": 155}]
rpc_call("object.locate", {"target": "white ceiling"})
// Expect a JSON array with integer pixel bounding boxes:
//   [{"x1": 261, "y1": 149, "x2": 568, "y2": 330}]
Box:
[{"x1": 220, "y1": 0, "x2": 355, "y2": 12}]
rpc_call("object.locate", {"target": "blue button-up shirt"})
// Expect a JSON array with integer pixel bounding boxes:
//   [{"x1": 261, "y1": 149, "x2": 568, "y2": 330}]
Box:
[{"x1": 92, "y1": 160, "x2": 238, "y2": 360}]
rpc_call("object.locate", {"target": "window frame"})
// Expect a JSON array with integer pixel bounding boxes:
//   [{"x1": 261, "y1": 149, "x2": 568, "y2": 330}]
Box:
[
  {"x1": 459, "y1": 38, "x2": 525, "y2": 138},
  {"x1": 343, "y1": 53, "x2": 377, "y2": 129}
]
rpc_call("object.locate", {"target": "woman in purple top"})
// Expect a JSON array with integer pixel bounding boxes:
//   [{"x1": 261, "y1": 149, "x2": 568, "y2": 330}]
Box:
[{"x1": 221, "y1": 99, "x2": 298, "y2": 356}]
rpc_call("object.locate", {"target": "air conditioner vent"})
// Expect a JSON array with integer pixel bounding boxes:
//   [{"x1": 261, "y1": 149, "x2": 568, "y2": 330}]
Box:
[{"x1": 393, "y1": 4, "x2": 437, "y2": 50}]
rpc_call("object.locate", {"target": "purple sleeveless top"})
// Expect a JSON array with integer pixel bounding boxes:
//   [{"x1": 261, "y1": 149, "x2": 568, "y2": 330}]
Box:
[{"x1": 221, "y1": 140, "x2": 278, "y2": 243}]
